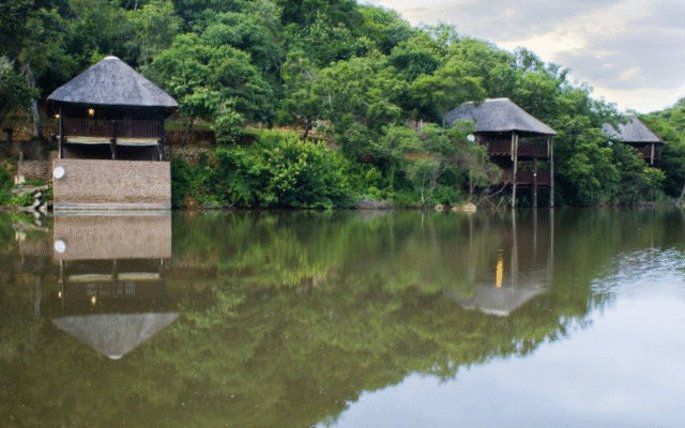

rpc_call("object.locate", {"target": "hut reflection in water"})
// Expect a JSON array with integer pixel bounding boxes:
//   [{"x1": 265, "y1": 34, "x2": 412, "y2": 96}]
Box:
[
  {"x1": 49, "y1": 213, "x2": 178, "y2": 360},
  {"x1": 453, "y1": 210, "x2": 554, "y2": 317}
]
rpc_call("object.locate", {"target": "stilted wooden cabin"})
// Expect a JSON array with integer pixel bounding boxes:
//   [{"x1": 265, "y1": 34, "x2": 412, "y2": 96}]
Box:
[
  {"x1": 444, "y1": 98, "x2": 556, "y2": 208},
  {"x1": 47, "y1": 56, "x2": 178, "y2": 210},
  {"x1": 602, "y1": 116, "x2": 663, "y2": 165}
]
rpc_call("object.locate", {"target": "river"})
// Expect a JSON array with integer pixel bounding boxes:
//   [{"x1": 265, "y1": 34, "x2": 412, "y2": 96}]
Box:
[{"x1": 1, "y1": 209, "x2": 684, "y2": 427}]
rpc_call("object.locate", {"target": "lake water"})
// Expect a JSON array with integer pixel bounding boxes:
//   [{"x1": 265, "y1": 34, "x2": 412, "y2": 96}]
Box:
[{"x1": 1, "y1": 209, "x2": 685, "y2": 427}]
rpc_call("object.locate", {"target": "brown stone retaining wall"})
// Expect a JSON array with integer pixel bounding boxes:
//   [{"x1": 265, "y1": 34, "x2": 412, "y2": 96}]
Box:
[
  {"x1": 52, "y1": 159, "x2": 171, "y2": 210},
  {"x1": 17, "y1": 160, "x2": 51, "y2": 182},
  {"x1": 168, "y1": 145, "x2": 214, "y2": 164}
]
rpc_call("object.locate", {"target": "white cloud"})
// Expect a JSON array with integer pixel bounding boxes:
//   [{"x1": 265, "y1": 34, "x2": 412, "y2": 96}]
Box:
[{"x1": 364, "y1": 0, "x2": 685, "y2": 112}]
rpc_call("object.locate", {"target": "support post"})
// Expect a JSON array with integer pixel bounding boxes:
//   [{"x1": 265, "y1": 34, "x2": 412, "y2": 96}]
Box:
[
  {"x1": 110, "y1": 120, "x2": 117, "y2": 160},
  {"x1": 58, "y1": 107, "x2": 64, "y2": 159},
  {"x1": 533, "y1": 204, "x2": 538, "y2": 256},
  {"x1": 157, "y1": 119, "x2": 165, "y2": 161},
  {"x1": 511, "y1": 209, "x2": 518, "y2": 287},
  {"x1": 650, "y1": 143, "x2": 655, "y2": 166},
  {"x1": 511, "y1": 132, "x2": 519, "y2": 209},
  {"x1": 547, "y1": 208, "x2": 555, "y2": 285},
  {"x1": 533, "y1": 157, "x2": 538, "y2": 208},
  {"x1": 59, "y1": 260, "x2": 65, "y2": 309},
  {"x1": 549, "y1": 136, "x2": 555, "y2": 209}
]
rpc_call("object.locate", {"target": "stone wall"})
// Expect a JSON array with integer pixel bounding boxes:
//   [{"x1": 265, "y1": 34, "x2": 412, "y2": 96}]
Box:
[
  {"x1": 52, "y1": 159, "x2": 171, "y2": 210},
  {"x1": 168, "y1": 145, "x2": 214, "y2": 164},
  {"x1": 17, "y1": 160, "x2": 51, "y2": 182}
]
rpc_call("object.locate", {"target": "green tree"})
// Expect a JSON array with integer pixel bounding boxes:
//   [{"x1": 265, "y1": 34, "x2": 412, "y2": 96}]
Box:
[
  {"x1": 146, "y1": 33, "x2": 270, "y2": 137},
  {"x1": 0, "y1": 1, "x2": 73, "y2": 138},
  {"x1": 405, "y1": 57, "x2": 485, "y2": 122},
  {"x1": 201, "y1": 1, "x2": 283, "y2": 75},
  {"x1": 358, "y1": 6, "x2": 415, "y2": 54},
  {"x1": 125, "y1": 0, "x2": 181, "y2": 66},
  {"x1": 278, "y1": 50, "x2": 322, "y2": 138},
  {"x1": 0, "y1": 57, "x2": 37, "y2": 128},
  {"x1": 642, "y1": 99, "x2": 685, "y2": 198}
]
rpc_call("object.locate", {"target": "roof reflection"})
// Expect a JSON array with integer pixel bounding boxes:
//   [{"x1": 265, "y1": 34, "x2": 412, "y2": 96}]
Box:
[{"x1": 50, "y1": 213, "x2": 177, "y2": 360}]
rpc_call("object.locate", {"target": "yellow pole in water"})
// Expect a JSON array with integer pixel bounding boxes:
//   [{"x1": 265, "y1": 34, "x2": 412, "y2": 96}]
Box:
[{"x1": 496, "y1": 254, "x2": 504, "y2": 288}]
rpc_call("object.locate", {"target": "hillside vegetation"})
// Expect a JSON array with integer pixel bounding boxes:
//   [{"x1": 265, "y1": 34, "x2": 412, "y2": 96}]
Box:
[{"x1": 0, "y1": 0, "x2": 679, "y2": 208}]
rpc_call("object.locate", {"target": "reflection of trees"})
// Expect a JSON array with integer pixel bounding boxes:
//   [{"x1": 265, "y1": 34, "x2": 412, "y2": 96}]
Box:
[{"x1": 0, "y1": 209, "x2": 683, "y2": 427}]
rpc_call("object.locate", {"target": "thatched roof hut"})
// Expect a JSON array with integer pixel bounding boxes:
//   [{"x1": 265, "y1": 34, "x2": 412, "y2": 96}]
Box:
[
  {"x1": 47, "y1": 56, "x2": 177, "y2": 112},
  {"x1": 602, "y1": 116, "x2": 662, "y2": 144},
  {"x1": 444, "y1": 98, "x2": 556, "y2": 136},
  {"x1": 52, "y1": 312, "x2": 179, "y2": 360}
]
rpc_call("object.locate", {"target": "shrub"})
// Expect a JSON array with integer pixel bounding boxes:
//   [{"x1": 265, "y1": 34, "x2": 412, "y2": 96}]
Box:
[
  {"x1": 213, "y1": 108, "x2": 245, "y2": 145},
  {"x1": 0, "y1": 164, "x2": 11, "y2": 206},
  {"x1": 214, "y1": 131, "x2": 354, "y2": 209},
  {"x1": 171, "y1": 156, "x2": 219, "y2": 208}
]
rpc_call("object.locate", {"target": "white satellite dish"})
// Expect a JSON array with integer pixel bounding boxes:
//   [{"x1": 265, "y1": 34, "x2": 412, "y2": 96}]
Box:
[
  {"x1": 53, "y1": 166, "x2": 65, "y2": 180},
  {"x1": 467, "y1": 134, "x2": 476, "y2": 143},
  {"x1": 54, "y1": 239, "x2": 67, "y2": 254}
]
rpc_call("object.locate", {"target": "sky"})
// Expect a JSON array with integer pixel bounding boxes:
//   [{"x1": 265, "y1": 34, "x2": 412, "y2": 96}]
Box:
[{"x1": 364, "y1": 0, "x2": 685, "y2": 113}]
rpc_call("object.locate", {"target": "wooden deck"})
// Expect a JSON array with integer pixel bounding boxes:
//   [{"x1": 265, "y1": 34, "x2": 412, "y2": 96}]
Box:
[{"x1": 63, "y1": 118, "x2": 164, "y2": 140}]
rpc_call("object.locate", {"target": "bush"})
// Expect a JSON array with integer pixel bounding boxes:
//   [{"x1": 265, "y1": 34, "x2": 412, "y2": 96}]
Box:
[
  {"x1": 213, "y1": 108, "x2": 245, "y2": 145},
  {"x1": 214, "y1": 131, "x2": 354, "y2": 209},
  {"x1": 0, "y1": 164, "x2": 11, "y2": 206},
  {"x1": 171, "y1": 156, "x2": 222, "y2": 208},
  {"x1": 611, "y1": 143, "x2": 665, "y2": 205}
]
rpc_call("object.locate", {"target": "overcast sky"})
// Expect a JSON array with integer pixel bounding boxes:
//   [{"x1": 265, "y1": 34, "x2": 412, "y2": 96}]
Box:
[{"x1": 365, "y1": 0, "x2": 685, "y2": 113}]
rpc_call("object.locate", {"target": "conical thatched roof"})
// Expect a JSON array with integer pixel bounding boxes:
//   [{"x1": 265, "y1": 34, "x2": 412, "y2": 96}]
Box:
[
  {"x1": 47, "y1": 56, "x2": 178, "y2": 109},
  {"x1": 602, "y1": 116, "x2": 662, "y2": 144},
  {"x1": 52, "y1": 312, "x2": 179, "y2": 360},
  {"x1": 444, "y1": 98, "x2": 556, "y2": 136}
]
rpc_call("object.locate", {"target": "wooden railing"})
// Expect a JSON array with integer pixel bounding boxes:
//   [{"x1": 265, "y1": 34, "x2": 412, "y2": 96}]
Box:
[
  {"x1": 482, "y1": 140, "x2": 549, "y2": 158},
  {"x1": 63, "y1": 119, "x2": 163, "y2": 139},
  {"x1": 486, "y1": 140, "x2": 512, "y2": 156},
  {"x1": 517, "y1": 143, "x2": 549, "y2": 158}
]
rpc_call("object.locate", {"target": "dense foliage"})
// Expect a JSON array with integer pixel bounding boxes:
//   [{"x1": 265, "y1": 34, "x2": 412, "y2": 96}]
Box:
[
  {"x1": 0, "y1": 0, "x2": 678, "y2": 207},
  {"x1": 643, "y1": 99, "x2": 685, "y2": 199},
  {"x1": 173, "y1": 130, "x2": 354, "y2": 208},
  {"x1": 0, "y1": 163, "x2": 12, "y2": 205}
]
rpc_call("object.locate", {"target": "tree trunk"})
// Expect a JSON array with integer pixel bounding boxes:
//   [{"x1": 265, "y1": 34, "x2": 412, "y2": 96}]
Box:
[
  {"x1": 22, "y1": 64, "x2": 41, "y2": 139},
  {"x1": 679, "y1": 181, "x2": 685, "y2": 202},
  {"x1": 302, "y1": 118, "x2": 311, "y2": 139},
  {"x1": 184, "y1": 117, "x2": 194, "y2": 145}
]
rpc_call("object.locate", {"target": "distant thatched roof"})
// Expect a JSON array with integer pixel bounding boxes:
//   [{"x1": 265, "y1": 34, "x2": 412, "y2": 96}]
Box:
[
  {"x1": 47, "y1": 56, "x2": 178, "y2": 109},
  {"x1": 444, "y1": 98, "x2": 556, "y2": 136},
  {"x1": 52, "y1": 312, "x2": 179, "y2": 360},
  {"x1": 602, "y1": 116, "x2": 662, "y2": 144}
]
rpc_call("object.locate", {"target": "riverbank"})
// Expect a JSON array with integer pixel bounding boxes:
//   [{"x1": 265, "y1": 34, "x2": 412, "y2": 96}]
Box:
[{"x1": 1, "y1": 128, "x2": 680, "y2": 212}]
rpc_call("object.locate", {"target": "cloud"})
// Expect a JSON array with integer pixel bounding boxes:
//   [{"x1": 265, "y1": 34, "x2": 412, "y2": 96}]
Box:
[{"x1": 364, "y1": 0, "x2": 685, "y2": 112}]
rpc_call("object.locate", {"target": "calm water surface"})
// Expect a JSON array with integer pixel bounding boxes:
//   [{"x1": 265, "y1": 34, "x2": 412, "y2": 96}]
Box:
[{"x1": 1, "y1": 210, "x2": 685, "y2": 427}]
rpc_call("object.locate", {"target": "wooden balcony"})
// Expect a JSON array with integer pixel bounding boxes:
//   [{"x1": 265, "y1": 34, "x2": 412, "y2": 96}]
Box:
[
  {"x1": 634, "y1": 144, "x2": 658, "y2": 161},
  {"x1": 63, "y1": 118, "x2": 164, "y2": 140},
  {"x1": 502, "y1": 170, "x2": 551, "y2": 186},
  {"x1": 482, "y1": 139, "x2": 549, "y2": 158}
]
